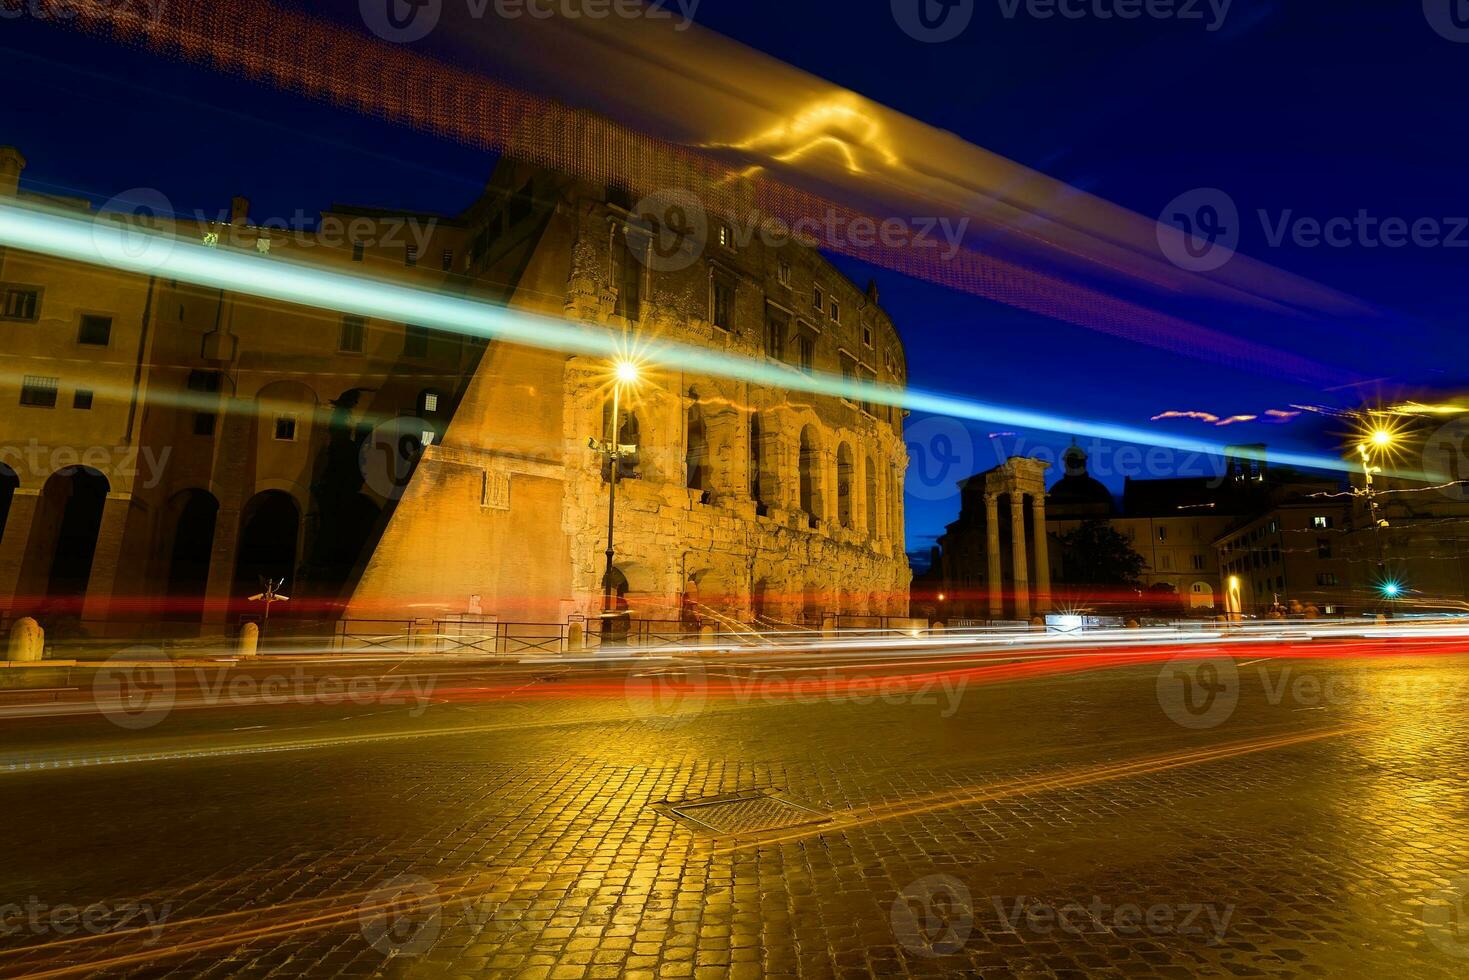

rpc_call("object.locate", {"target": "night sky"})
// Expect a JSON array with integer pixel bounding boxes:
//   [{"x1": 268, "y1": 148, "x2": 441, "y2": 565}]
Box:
[{"x1": 2, "y1": 1, "x2": 1464, "y2": 569}]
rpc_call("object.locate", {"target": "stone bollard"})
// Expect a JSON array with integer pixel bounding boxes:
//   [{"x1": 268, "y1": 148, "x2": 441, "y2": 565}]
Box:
[
  {"x1": 238, "y1": 622, "x2": 260, "y2": 658},
  {"x1": 7, "y1": 617, "x2": 44, "y2": 663},
  {"x1": 567, "y1": 621, "x2": 584, "y2": 653}
]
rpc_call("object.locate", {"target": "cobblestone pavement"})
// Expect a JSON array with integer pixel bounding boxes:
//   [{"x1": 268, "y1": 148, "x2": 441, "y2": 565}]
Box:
[{"x1": 1, "y1": 647, "x2": 1468, "y2": 978}]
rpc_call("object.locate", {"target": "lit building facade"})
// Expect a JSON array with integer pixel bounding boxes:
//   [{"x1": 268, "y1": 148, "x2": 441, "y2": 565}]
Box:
[{"x1": 0, "y1": 149, "x2": 911, "y2": 635}]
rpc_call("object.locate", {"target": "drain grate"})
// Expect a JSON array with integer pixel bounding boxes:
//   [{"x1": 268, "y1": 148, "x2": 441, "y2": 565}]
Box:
[{"x1": 656, "y1": 790, "x2": 829, "y2": 838}]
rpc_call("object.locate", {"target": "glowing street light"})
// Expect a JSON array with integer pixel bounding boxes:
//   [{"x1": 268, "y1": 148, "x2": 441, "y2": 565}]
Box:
[{"x1": 591, "y1": 358, "x2": 644, "y2": 643}]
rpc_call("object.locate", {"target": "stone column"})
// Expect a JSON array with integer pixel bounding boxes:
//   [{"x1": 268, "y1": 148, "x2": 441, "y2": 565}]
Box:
[
  {"x1": 0, "y1": 489, "x2": 40, "y2": 615},
  {"x1": 704, "y1": 408, "x2": 745, "y2": 504},
  {"x1": 1011, "y1": 493, "x2": 1030, "y2": 620},
  {"x1": 984, "y1": 493, "x2": 1002, "y2": 618},
  {"x1": 1032, "y1": 496, "x2": 1051, "y2": 614},
  {"x1": 81, "y1": 492, "x2": 136, "y2": 622}
]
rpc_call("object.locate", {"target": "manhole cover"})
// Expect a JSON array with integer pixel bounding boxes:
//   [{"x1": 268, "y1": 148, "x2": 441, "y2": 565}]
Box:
[{"x1": 655, "y1": 790, "x2": 829, "y2": 838}]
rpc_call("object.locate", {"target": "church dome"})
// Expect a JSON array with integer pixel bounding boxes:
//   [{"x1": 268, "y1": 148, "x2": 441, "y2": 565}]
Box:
[{"x1": 1048, "y1": 443, "x2": 1113, "y2": 514}]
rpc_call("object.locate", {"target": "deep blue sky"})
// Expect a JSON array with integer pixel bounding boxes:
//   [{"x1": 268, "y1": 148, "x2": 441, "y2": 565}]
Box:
[{"x1": 2, "y1": 1, "x2": 1464, "y2": 568}]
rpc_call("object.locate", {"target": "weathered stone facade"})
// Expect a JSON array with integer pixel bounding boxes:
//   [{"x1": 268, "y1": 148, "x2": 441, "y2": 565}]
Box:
[{"x1": 351, "y1": 161, "x2": 912, "y2": 626}]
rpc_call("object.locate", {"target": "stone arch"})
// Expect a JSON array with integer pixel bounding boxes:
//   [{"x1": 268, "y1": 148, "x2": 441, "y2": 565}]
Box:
[
  {"x1": 162, "y1": 488, "x2": 219, "y2": 622},
  {"x1": 32, "y1": 467, "x2": 110, "y2": 612},
  {"x1": 802, "y1": 579, "x2": 824, "y2": 626},
  {"x1": 602, "y1": 397, "x2": 641, "y2": 480},
  {"x1": 748, "y1": 411, "x2": 769, "y2": 512},
  {"x1": 1190, "y1": 581, "x2": 1215, "y2": 609},
  {"x1": 0, "y1": 462, "x2": 17, "y2": 546},
  {"x1": 798, "y1": 425, "x2": 824, "y2": 526},
  {"x1": 233, "y1": 490, "x2": 301, "y2": 609},
  {"x1": 836, "y1": 442, "x2": 855, "y2": 529}
]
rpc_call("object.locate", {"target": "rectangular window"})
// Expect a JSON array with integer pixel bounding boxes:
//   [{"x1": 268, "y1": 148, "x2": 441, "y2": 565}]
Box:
[
  {"x1": 1312, "y1": 515, "x2": 1333, "y2": 529},
  {"x1": 405, "y1": 245, "x2": 418, "y2": 267},
  {"x1": 717, "y1": 223, "x2": 734, "y2": 248},
  {"x1": 2, "y1": 286, "x2": 40, "y2": 321},
  {"x1": 73, "y1": 389, "x2": 94, "y2": 410},
  {"x1": 764, "y1": 314, "x2": 786, "y2": 360},
  {"x1": 795, "y1": 333, "x2": 814, "y2": 375},
  {"x1": 711, "y1": 279, "x2": 734, "y2": 332},
  {"x1": 813, "y1": 285, "x2": 824, "y2": 311},
  {"x1": 1159, "y1": 553, "x2": 1173, "y2": 570},
  {"x1": 422, "y1": 392, "x2": 439, "y2": 413},
  {"x1": 777, "y1": 260, "x2": 791, "y2": 285},
  {"x1": 829, "y1": 299, "x2": 840, "y2": 323},
  {"x1": 404, "y1": 324, "x2": 430, "y2": 358},
  {"x1": 19, "y1": 376, "x2": 58, "y2": 408},
  {"x1": 1317, "y1": 539, "x2": 1332, "y2": 559},
  {"x1": 862, "y1": 323, "x2": 873, "y2": 347},
  {"x1": 339, "y1": 315, "x2": 365, "y2": 353},
  {"x1": 351, "y1": 241, "x2": 365, "y2": 262},
  {"x1": 616, "y1": 235, "x2": 642, "y2": 321},
  {"x1": 194, "y1": 412, "x2": 216, "y2": 436},
  {"x1": 1192, "y1": 554, "x2": 1206, "y2": 571},
  {"x1": 187, "y1": 369, "x2": 221, "y2": 393},
  {"x1": 442, "y1": 249, "x2": 454, "y2": 272},
  {"x1": 1158, "y1": 526, "x2": 1168, "y2": 541},
  {"x1": 273, "y1": 415, "x2": 297, "y2": 441},
  {"x1": 77, "y1": 314, "x2": 112, "y2": 346},
  {"x1": 1316, "y1": 572, "x2": 1339, "y2": 587}
]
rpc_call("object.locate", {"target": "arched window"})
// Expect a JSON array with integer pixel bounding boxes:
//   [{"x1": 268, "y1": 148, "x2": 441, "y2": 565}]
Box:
[
  {"x1": 602, "y1": 400, "x2": 641, "y2": 480},
  {"x1": 686, "y1": 395, "x2": 710, "y2": 500},
  {"x1": 837, "y1": 443, "x2": 855, "y2": 529},
  {"x1": 798, "y1": 426, "x2": 822, "y2": 527},
  {"x1": 749, "y1": 413, "x2": 767, "y2": 514}
]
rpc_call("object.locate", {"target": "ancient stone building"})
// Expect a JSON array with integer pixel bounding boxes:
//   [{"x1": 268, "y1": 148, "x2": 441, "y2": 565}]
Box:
[
  {"x1": 349, "y1": 161, "x2": 912, "y2": 628},
  {"x1": 0, "y1": 148, "x2": 911, "y2": 635}
]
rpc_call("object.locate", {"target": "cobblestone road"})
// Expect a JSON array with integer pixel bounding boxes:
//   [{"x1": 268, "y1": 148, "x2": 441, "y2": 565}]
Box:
[{"x1": 1, "y1": 648, "x2": 1467, "y2": 978}]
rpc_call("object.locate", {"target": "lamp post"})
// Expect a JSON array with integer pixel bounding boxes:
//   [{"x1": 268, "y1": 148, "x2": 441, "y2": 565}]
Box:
[
  {"x1": 1355, "y1": 426, "x2": 1395, "y2": 614},
  {"x1": 591, "y1": 359, "x2": 641, "y2": 643}
]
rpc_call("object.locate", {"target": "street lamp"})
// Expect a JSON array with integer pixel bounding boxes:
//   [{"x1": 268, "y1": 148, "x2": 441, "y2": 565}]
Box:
[
  {"x1": 591, "y1": 358, "x2": 642, "y2": 643},
  {"x1": 1355, "y1": 424, "x2": 1395, "y2": 615}
]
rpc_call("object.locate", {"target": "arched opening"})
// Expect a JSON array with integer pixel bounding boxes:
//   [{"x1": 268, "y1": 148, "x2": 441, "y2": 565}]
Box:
[
  {"x1": 1190, "y1": 581, "x2": 1215, "y2": 610},
  {"x1": 601, "y1": 400, "x2": 641, "y2": 480},
  {"x1": 865, "y1": 455, "x2": 879, "y2": 537},
  {"x1": 41, "y1": 467, "x2": 110, "y2": 609},
  {"x1": 802, "y1": 581, "x2": 823, "y2": 626},
  {"x1": 0, "y1": 463, "x2": 17, "y2": 544},
  {"x1": 234, "y1": 491, "x2": 300, "y2": 612},
  {"x1": 749, "y1": 413, "x2": 767, "y2": 514},
  {"x1": 164, "y1": 489, "x2": 219, "y2": 622},
  {"x1": 798, "y1": 425, "x2": 822, "y2": 527},
  {"x1": 686, "y1": 395, "x2": 710, "y2": 500},
  {"x1": 836, "y1": 443, "x2": 855, "y2": 529},
  {"x1": 751, "y1": 578, "x2": 769, "y2": 622}
]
